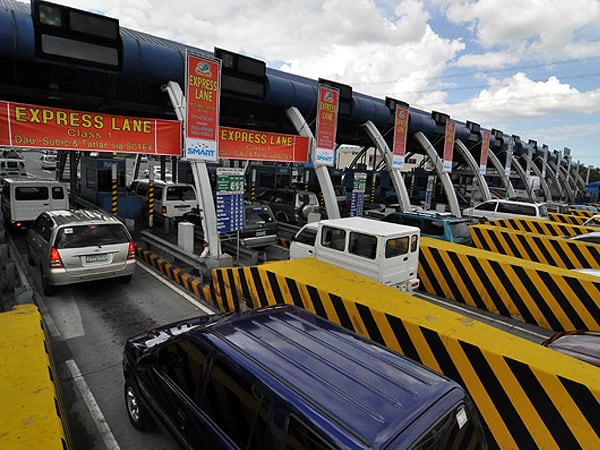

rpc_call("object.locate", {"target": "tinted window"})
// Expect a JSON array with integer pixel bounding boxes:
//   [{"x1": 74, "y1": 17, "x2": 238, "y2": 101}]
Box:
[
  {"x1": 159, "y1": 339, "x2": 208, "y2": 398},
  {"x1": 498, "y1": 202, "x2": 535, "y2": 216},
  {"x1": 450, "y1": 222, "x2": 472, "y2": 240},
  {"x1": 348, "y1": 232, "x2": 377, "y2": 259},
  {"x1": 15, "y1": 186, "x2": 49, "y2": 201},
  {"x1": 474, "y1": 201, "x2": 496, "y2": 211},
  {"x1": 54, "y1": 224, "x2": 129, "y2": 248},
  {"x1": 285, "y1": 416, "x2": 331, "y2": 450},
  {"x1": 409, "y1": 404, "x2": 484, "y2": 450},
  {"x1": 246, "y1": 206, "x2": 274, "y2": 226},
  {"x1": 52, "y1": 186, "x2": 65, "y2": 200},
  {"x1": 385, "y1": 236, "x2": 409, "y2": 257},
  {"x1": 166, "y1": 186, "x2": 196, "y2": 201},
  {"x1": 294, "y1": 227, "x2": 317, "y2": 246},
  {"x1": 422, "y1": 219, "x2": 444, "y2": 236},
  {"x1": 321, "y1": 227, "x2": 346, "y2": 251},
  {"x1": 201, "y1": 359, "x2": 269, "y2": 449}
]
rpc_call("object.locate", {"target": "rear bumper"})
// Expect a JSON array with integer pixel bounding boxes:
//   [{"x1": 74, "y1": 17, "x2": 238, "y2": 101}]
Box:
[{"x1": 46, "y1": 260, "x2": 136, "y2": 286}]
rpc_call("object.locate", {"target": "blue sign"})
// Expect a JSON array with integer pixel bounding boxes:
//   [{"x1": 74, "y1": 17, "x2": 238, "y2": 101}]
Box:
[{"x1": 216, "y1": 192, "x2": 244, "y2": 233}]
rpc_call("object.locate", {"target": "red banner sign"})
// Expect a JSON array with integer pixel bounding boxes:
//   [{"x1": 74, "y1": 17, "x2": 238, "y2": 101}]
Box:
[
  {"x1": 218, "y1": 126, "x2": 309, "y2": 163},
  {"x1": 185, "y1": 52, "x2": 220, "y2": 161},
  {"x1": 315, "y1": 85, "x2": 339, "y2": 166},
  {"x1": 0, "y1": 100, "x2": 181, "y2": 155},
  {"x1": 392, "y1": 106, "x2": 409, "y2": 169},
  {"x1": 442, "y1": 119, "x2": 456, "y2": 172}
]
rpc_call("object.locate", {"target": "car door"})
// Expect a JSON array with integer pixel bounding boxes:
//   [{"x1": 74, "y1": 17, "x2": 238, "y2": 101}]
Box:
[{"x1": 27, "y1": 213, "x2": 52, "y2": 265}]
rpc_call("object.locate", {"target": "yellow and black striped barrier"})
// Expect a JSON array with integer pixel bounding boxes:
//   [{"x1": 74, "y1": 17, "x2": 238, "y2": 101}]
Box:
[
  {"x1": 471, "y1": 223, "x2": 600, "y2": 269},
  {"x1": 0, "y1": 304, "x2": 70, "y2": 449},
  {"x1": 483, "y1": 217, "x2": 596, "y2": 236},
  {"x1": 549, "y1": 211, "x2": 593, "y2": 225},
  {"x1": 136, "y1": 248, "x2": 205, "y2": 299},
  {"x1": 111, "y1": 178, "x2": 118, "y2": 216},
  {"x1": 148, "y1": 179, "x2": 155, "y2": 226},
  {"x1": 418, "y1": 237, "x2": 600, "y2": 331},
  {"x1": 200, "y1": 258, "x2": 600, "y2": 448}
]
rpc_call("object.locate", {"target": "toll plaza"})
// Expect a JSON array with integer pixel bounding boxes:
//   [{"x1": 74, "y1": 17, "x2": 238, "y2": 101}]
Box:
[{"x1": 1, "y1": 0, "x2": 599, "y2": 448}]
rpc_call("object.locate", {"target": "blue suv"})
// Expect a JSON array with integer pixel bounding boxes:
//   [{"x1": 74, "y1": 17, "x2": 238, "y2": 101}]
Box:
[
  {"x1": 123, "y1": 305, "x2": 486, "y2": 449},
  {"x1": 382, "y1": 210, "x2": 473, "y2": 245}
]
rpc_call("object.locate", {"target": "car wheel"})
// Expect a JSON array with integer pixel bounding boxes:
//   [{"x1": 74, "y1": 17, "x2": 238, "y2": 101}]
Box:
[
  {"x1": 27, "y1": 246, "x2": 35, "y2": 266},
  {"x1": 125, "y1": 378, "x2": 151, "y2": 431},
  {"x1": 276, "y1": 211, "x2": 289, "y2": 223},
  {"x1": 40, "y1": 266, "x2": 56, "y2": 296}
]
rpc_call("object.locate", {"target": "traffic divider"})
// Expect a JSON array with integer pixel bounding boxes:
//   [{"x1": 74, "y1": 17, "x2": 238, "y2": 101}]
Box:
[
  {"x1": 470, "y1": 223, "x2": 600, "y2": 269},
  {"x1": 418, "y1": 236, "x2": 600, "y2": 331},
  {"x1": 483, "y1": 216, "x2": 596, "y2": 236},
  {"x1": 549, "y1": 212, "x2": 593, "y2": 225},
  {"x1": 200, "y1": 257, "x2": 600, "y2": 449},
  {"x1": 0, "y1": 304, "x2": 70, "y2": 450}
]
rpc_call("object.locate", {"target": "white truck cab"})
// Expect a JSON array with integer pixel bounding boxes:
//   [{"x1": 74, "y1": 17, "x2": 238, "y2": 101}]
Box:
[{"x1": 290, "y1": 217, "x2": 420, "y2": 292}]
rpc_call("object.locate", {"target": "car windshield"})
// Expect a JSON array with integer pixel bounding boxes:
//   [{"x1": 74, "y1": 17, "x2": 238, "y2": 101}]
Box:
[{"x1": 55, "y1": 224, "x2": 129, "y2": 248}]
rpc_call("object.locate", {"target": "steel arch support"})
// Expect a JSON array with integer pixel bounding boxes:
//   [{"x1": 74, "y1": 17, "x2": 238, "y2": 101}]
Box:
[
  {"x1": 413, "y1": 131, "x2": 461, "y2": 216},
  {"x1": 361, "y1": 120, "x2": 412, "y2": 212},
  {"x1": 286, "y1": 106, "x2": 340, "y2": 219}
]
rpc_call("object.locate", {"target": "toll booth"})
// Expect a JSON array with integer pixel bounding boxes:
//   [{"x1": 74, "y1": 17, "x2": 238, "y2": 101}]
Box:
[{"x1": 79, "y1": 156, "x2": 143, "y2": 220}]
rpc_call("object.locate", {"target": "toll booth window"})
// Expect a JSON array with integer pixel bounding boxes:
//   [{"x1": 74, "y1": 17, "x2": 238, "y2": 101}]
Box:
[
  {"x1": 97, "y1": 169, "x2": 126, "y2": 192},
  {"x1": 385, "y1": 236, "x2": 409, "y2": 258},
  {"x1": 15, "y1": 187, "x2": 49, "y2": 201},
  {"x1": 52, "y1": 187, "x2": 65, "y2": 200},
  {"x1": 166, "y1": 186, "x2": 196, "y2": 201},
  {"x1": 349, "y1": 232, "x2": 377, "y2": 259},
  {"x1": 321, "y1": 227, "x2": 346, "y2": 251}
]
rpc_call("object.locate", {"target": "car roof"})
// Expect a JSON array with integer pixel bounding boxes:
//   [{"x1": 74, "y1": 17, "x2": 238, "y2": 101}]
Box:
[
  {"x1": 43, "y1": 209, "x2": 125, "y2": 227},
  {"x1": 196, "y1": 305, "x2": 456, "y2": 448},
  {"x1": 386, "y1": 211, "x2": 468, "y2": 222},
  {"x1": 317, "y1": 216, "x2": 420, "y2": 236}
]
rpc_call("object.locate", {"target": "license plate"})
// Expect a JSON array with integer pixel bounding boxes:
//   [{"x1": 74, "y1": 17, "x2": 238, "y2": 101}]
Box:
[
  {"x1": 86, "y1": 254, "x2": 108, "y2": 263},
  {"x1": 256, "y1": 230, "x2": 266, "y2": 236}
]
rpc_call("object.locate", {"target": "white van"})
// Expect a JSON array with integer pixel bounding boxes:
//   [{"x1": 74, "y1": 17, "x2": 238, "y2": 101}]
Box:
[
  {"x1": 128, "y1": 178, "x2": 197, "y2": 219},
  {"x1": 1, "y1": 178, "x2": 69, "y2": 229},
  {"x1": 290, "y1": 217, "x2": 421, "y2": 292}
]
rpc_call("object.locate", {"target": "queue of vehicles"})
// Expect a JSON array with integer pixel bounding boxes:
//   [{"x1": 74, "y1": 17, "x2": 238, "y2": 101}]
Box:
[{"x1": 3, "y1": 151, "x2": 600, "y2": 449}]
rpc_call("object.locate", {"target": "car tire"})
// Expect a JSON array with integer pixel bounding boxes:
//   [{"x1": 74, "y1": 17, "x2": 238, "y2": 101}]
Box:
[
  {"x1": 40, "y1": 266, "x2": 56, "y2": 296},
  {"x1": 276, "y1": 211, "x2": 289, "y2": 223},
  {"x1": 27, "y1": 246, "x2": 35, "y2": 266},
  {"x1": 125, "y1": 378, "x2": 151, "y2": 431}
]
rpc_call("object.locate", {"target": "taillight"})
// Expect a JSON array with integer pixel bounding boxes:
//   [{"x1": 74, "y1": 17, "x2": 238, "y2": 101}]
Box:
[
  {"x1": 49, "y1": 247, "x2": 64, "y2": 269},
  {"x1": 15, "y1": 222, "x2": 23, "y2": 228},
  {"x1": 162, "y1": 206, "x2": 167, "y2": 214},
  {"x1": 127, "y1": 240, "x2": 136, "y2": 260}
]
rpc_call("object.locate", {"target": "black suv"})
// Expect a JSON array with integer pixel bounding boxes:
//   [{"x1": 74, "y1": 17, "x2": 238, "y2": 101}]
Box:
[{"x1": 256, "y1": 188, "x2": 320, "y2": 224}]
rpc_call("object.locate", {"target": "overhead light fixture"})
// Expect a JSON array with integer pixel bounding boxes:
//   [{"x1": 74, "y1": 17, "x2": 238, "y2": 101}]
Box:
[
  {"x1": 466, "y1": 120, "x2": 480, "y2": 134},
  {"x1": 385, "y1": 97, "x2": 409, "y2": 112}
]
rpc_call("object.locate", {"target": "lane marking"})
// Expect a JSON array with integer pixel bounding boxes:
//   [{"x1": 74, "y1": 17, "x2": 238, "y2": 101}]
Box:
[
  {"x1": 65, "y1": 359, "x2": 121, "y2": 450},
  {"x1": 138, "y1": 262, "x2": 215, "y2": 315}
]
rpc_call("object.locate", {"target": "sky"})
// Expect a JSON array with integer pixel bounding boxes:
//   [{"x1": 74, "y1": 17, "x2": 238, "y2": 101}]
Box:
[{"x1": 19, "y1": 0, "x2": 600, "y2": 168}]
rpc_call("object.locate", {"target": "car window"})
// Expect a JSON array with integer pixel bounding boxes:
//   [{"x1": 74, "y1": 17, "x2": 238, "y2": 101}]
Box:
[
  {"x1": 201, "y1": 358, "x2": 270, "y2": 449},
  {"x1": 166, "y1": 186, "x2": 196, "y2": 201},
  {"x1": 422, "y1": 220, "x2": 444, "y2": 236},
  {"x1": 450, "y1": 222, "x2": 471, "y2": 240},
  {"x1": 499, "y1": 202, "x2": 535, "y2": 216},
  {"x1": 385, "y1": 236, "x2": 409, "y2": 257},
  {"x1": 285, "y1": 415, "x2": 332, "y2": 450},
  {"x1": 52, "y1": 186, "x2": 65, "y2": 200},
  {"x1": 474, "y1": 201, "x2": 496, "y2": 211},
  {"x1": 348, "y1": 232, "x2": 377, "y2": 259},
  {"x1": 54, "y1": 224, "x2": 129, "y2": 248},
  {"x1": 245, "y1": 206, "x2": 274, "y2": 226},
  {"x1": 15, "y1": 186, "x2": 49, "y2": 201},
  {"x1": 158, "y1": 339, "x2": 208, "y2": 398},
  {"x1": 294, "y1": 227, "x2": 317, "y2": 246},
  {"x1": 321, "y1": 227, "x2": 346, "y2": 251}
]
